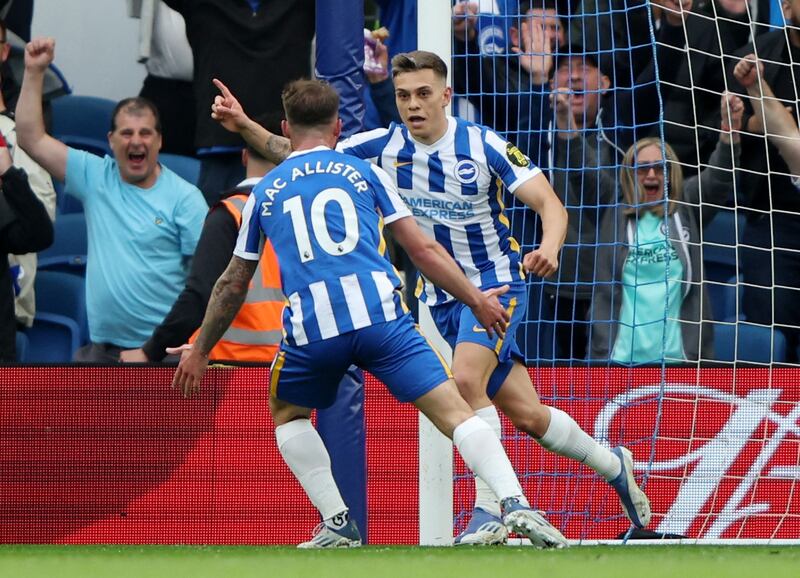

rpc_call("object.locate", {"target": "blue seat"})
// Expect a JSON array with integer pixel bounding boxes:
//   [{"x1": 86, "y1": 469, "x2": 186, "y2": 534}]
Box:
[
  {"x1": 37, "y1": 213, "x2": 87, "y2": 274},
  {"x1": 53, "y1": 178, "x2": 84, "y2": 215},
  {"x1": 160, "y1": 153, "x2": 201, "y2": 186},
  {"x1": 58, "y1": 135, "x2": 111, "y2": 157},
  {"x1": 706, "y1": 275, "x2": 742, "y2": 322},
  {"x1": 26, "y1": 312, "x2": 81, "y2": 362},
  {"x1": 713, "y1": 322, "x2": 787, "y2": 363},
  {"x1": 703, "y1": 211, "x2": 745, "y2": 282},
  {"x1": 51, "y1": 94, "x2": 116, "y2": 145},
  {"x1": 720, "y1": 275, "x2": 743, "y2": 322},
  {"x1": 34, "y1": 270, "x2": 88, "y2": 345},
  {"x1": 15, "y1": 331, "x2": 28, "y2": 362}
]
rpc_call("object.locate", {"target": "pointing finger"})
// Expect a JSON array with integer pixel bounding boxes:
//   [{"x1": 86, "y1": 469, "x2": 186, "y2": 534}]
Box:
[{"x1": 213, "y1": 78, "x2": 233, "y2": 99}]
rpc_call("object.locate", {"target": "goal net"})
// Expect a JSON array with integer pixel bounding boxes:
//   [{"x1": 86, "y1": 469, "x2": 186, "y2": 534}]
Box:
[{"x1": 441, "y1": 0, "x2": 800, "y2": 542}]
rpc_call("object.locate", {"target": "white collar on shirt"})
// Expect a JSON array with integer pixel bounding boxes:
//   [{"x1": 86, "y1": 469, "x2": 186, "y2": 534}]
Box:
[{"x1": 287, "y1": 145, "x2": 332, "y2": 159}]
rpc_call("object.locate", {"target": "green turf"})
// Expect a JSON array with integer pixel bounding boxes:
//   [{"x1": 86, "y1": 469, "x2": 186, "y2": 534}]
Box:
[{"x1": 1, "y1": 545, "x2": 798, "y2": 578}]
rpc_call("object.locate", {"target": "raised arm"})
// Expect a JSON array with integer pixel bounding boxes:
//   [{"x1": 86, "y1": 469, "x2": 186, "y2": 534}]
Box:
[
  {"x1": 512, "y1": 173, "x2": 568, "y2": 277},
  {"x1": 210, "y1": 78, "x2": 291, "y2": 164},
  {"x1": 734, "y1": 54, "x2": 800, "y2": 175},
  {"x1": 15, "y1": 38, "x2": 68, "y2": 182},
  {"x1": 388, "y1": 215, "x2": 510, "y2": 338}
]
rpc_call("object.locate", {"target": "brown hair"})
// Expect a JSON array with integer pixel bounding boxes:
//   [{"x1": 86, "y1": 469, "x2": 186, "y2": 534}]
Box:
[
  {"x1": 391, "y1": 50, "x2": 448, "y2": 80},
  {"x1": 110, "y1": 97, "x2": 162, "y2": 134},
  {"x1": 281, "y1": 79, "x2": 339, "y2": 128},
  {"x1": 620, "y1": 137, "x2": 683, "y2": 218}
]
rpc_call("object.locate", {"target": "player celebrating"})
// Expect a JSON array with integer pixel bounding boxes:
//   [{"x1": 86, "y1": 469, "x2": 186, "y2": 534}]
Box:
[
  {"x1": 174, "y1": 79, "x2": 569, "y2": 549},
  {"x1": 210, "y1": 51, "x2": 650, "y2": 544}
]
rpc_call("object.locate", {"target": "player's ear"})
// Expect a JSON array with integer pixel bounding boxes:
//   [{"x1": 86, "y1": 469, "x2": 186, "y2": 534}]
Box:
[
  {"x1": 600, "y1": 74, "x2": 611, "y2": 94},
  {"x1": 281, "y1": 119, "x2": 290, "y2": 138},
  {"x1": 442, "y1": 85, "x2": 452, "y2": 107},
  {"x1": 333, "y1": 118, "x2": 343, "y2": 140},
  {"x1": 241, "y1": 148, "x2": 248, "y2": 168}
]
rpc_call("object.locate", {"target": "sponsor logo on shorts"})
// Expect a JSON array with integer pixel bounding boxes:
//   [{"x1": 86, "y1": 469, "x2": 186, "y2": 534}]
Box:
[{"x1": 472, "y1": 324, "x2": 487, "y2": 333}]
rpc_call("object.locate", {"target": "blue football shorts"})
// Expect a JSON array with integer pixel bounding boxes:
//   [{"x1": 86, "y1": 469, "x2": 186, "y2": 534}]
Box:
[
  {"x1": 269, "y1": 312, "x2": 452, "y2": 409},
  {"x1": 428, "y1": 285, "x2": 526, "y2": 399}
]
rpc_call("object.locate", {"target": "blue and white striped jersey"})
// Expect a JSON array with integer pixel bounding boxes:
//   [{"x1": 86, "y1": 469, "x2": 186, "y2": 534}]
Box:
[
  {"x1": 337, "y1": 115, "x2": 541, "y2": 305},
  {"x1": 234, "y1": 146, "x2": 411, "y2": 346}
]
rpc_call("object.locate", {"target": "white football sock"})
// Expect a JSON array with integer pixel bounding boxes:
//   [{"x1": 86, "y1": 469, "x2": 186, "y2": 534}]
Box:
[
  {"x1": 275, "y1": 419, "x2": 348, "y2": 522},
  {"x1": 454, "y1": 416, "x2": 529, "y2": 507},
  {"x1": 473, "y1": 406, "x2": 502, "y2": 517},
  {"x1": 537, "y1": 407, "x2": 621, "y2": 480}
]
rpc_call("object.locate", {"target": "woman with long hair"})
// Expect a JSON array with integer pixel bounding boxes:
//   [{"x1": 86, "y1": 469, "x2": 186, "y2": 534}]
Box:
[{"x1": 589, "y1": 94, "x2": 743, "y2": 363}]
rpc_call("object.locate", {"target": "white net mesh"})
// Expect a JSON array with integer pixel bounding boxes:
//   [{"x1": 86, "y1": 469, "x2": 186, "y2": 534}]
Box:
[{"x1": 449, "y1": 0, "x2": 800, "y2": 541}]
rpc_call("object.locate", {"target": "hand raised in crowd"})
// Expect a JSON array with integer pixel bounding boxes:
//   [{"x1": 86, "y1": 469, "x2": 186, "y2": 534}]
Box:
[
  {"x1": 652, "y1": 0, "x2": 693, "y2": 26},
  {"x1": 211, "y1": 78, "x2": 251, "y2": 134},
  {"x1": 512, "y1": 13, "x2": 554, "y2": 84},
  {"x1": 720, "y1": 92, "x2": 744, "y2": 144},
  {"x1": 550, "y1": 87, "x2": 576, "y2": 134},
  {"x1": 523, "y1": 247, "x2": 559, "y2": 278},
  {"x1": 474, "y1": 285, "x2": 511, "y2": 339},
  {"x1": 24, "y1": 37, "x2": 56, "y2": 73},
  {"x1": 734, "y1": 54, "x2": 793, "y2": 136},
  {"x1": 169, "y1": 343, "x2": 208, "y2": 398},
  {"x1": 452, "y1": 1, "x2": 479, "y2": 43},
  {"x1": 366, "y1": 39, "x2": 390, "y2": 84},
  {"x1": 733, "y1": 54, "x2": 764, "y2": 91}
]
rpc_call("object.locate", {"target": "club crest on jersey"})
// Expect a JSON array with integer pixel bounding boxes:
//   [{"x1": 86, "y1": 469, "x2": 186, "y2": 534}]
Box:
[
  {"x1": 660, "y1": 220, "x2": 691, "y2": 242},
  {"x1": 454, "y1": 159, "x2": 480, "y2": 184},
  {"x1": 506, "y1": 143, "x2": 530, "y2": 167}
]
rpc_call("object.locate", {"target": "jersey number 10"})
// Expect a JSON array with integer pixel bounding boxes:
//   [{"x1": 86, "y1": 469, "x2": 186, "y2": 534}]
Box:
[{"x1": 283, "y1": 188, "x2": 360, "y2": 263}]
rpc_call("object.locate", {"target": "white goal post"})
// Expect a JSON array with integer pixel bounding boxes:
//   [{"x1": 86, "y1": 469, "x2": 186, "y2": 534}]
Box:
[{"x1": 417, "y1": 0, "x2": 456, "y2": 547}]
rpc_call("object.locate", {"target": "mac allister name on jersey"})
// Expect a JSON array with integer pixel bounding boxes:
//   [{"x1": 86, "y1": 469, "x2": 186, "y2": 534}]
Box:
[{"x1": 259, "y1": 159, "x2": 371, "y2": 217}]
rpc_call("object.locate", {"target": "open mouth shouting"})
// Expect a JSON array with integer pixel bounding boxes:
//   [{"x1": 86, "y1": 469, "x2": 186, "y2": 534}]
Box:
[
  {"x1": 127, "y1": 150, "x2": 147, "y2": 170},
  {"x1": 642, "y1": 181, "x2": 662, "y2": 203}
]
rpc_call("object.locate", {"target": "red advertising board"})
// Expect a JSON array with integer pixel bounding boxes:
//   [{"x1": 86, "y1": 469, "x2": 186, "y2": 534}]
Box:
[
  {"x1": 456, "y1": 367, "x2": 800, "y2": 541},
  {"x1": 1, "y1": 366, "x2": 798, "y2": 544}
]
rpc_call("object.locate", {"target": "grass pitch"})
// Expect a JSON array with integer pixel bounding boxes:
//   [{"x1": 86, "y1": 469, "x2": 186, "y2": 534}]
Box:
[{"x1": 1, "y1": 545, "x2": 798, "y2": 578}]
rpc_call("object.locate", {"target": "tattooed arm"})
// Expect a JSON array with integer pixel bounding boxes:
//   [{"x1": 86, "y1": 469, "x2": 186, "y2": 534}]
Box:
[
  {"x1": 171, "y1": 256, "x2": 258, "y2": 397},
  {"x1": 210, "y1": 78, "x2": 291, "y2": 164}
]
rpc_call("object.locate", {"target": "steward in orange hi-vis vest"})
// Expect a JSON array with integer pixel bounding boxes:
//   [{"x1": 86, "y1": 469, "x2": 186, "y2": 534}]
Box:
[
  {"x1": 137, "y1": 177, "x2": 284, "y2": 363},
  {"x1": 189, "y1": 193, "x2": 284, "y2": 362}
]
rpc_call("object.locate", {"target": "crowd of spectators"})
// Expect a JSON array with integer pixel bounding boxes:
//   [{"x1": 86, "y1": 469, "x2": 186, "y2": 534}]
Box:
[
  {"x1": 4, "y1": 0, "x2": 800, "y2": 364},
  {"x1": 453, "y1": 0, "x2": 800, "y2": 362}
]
